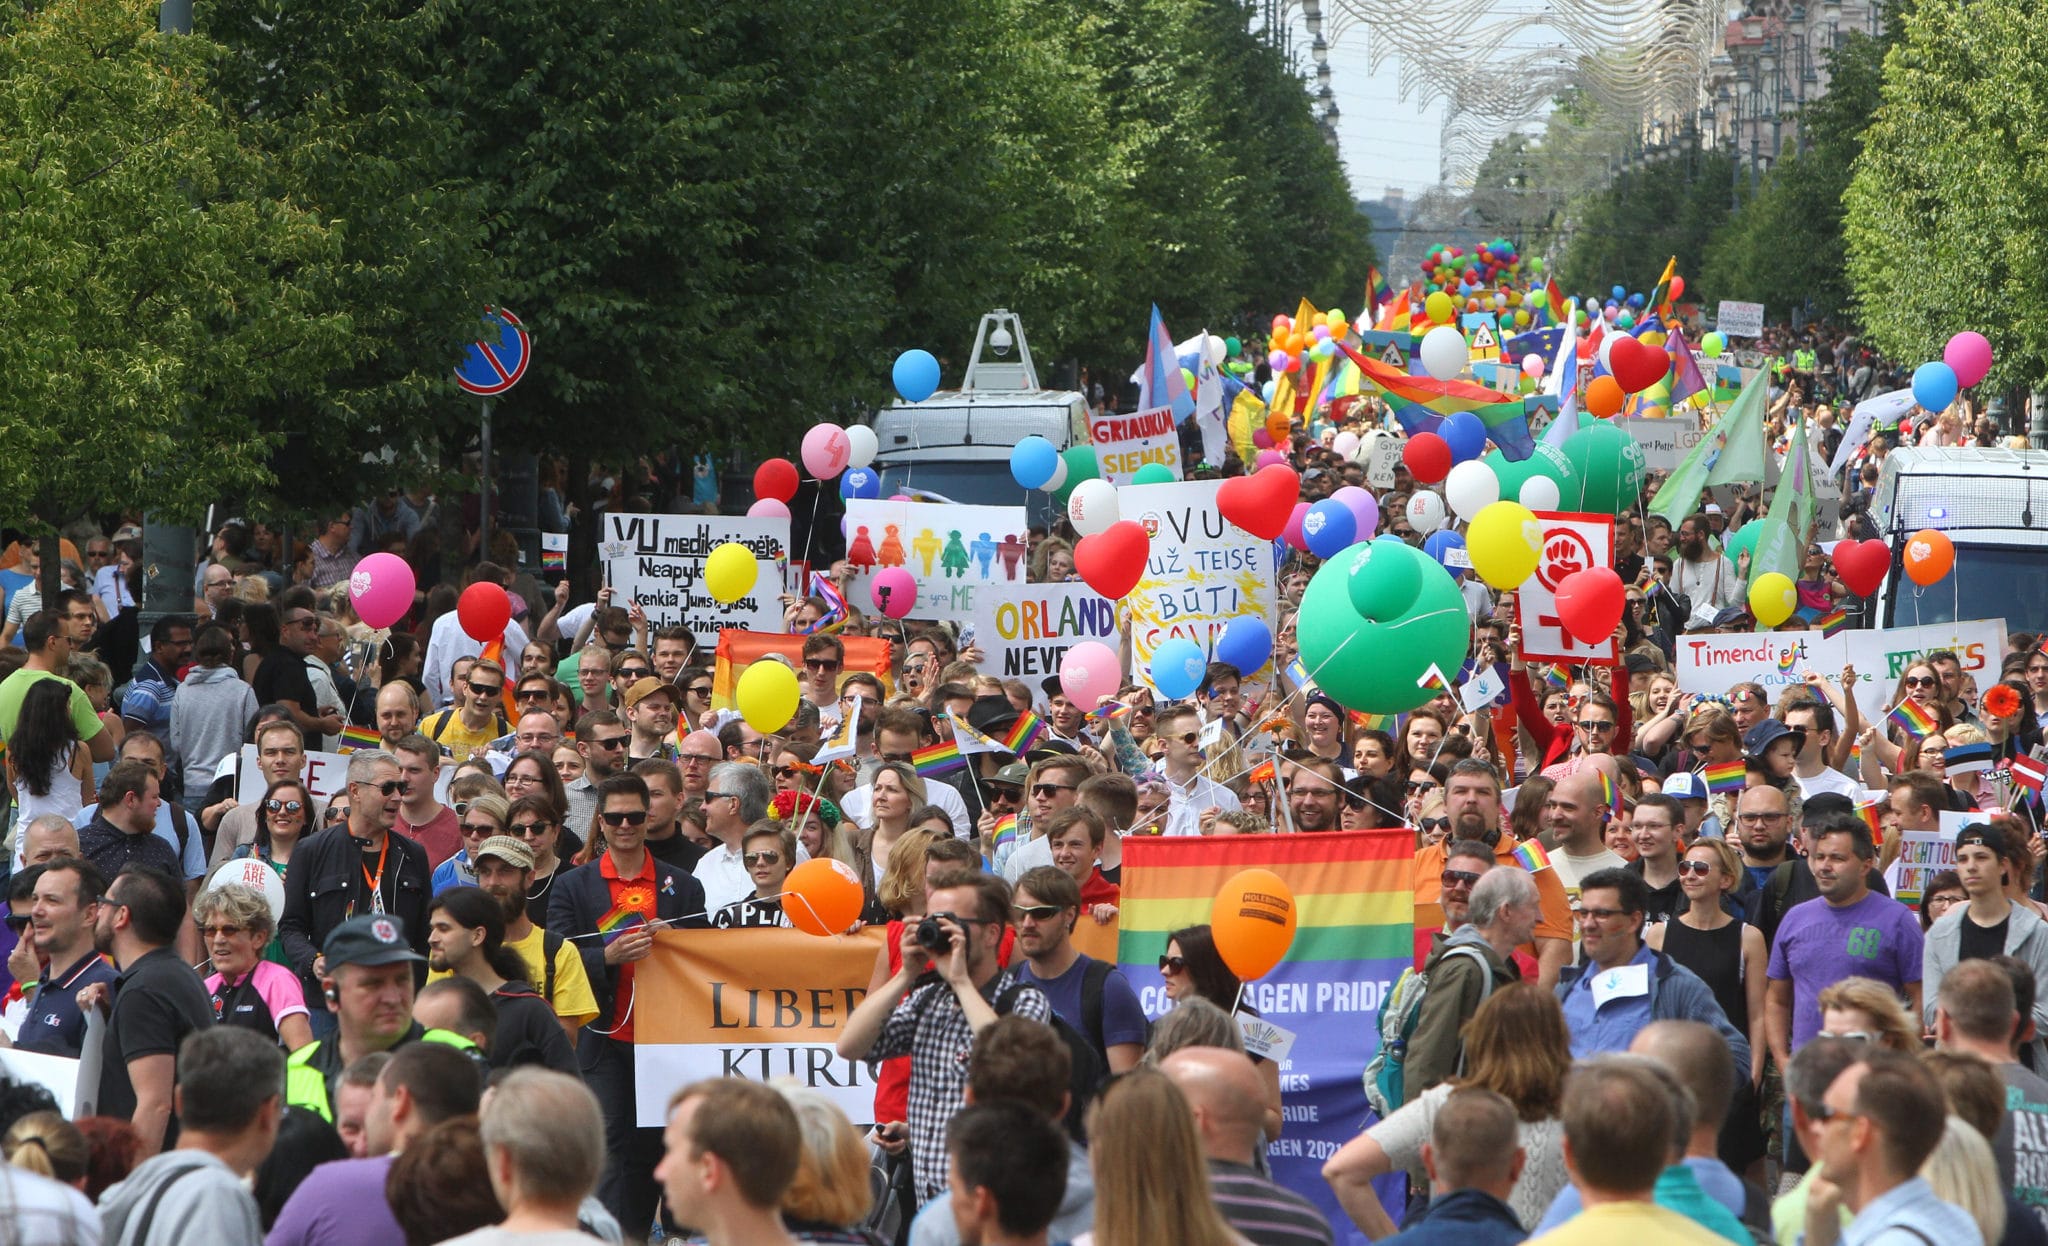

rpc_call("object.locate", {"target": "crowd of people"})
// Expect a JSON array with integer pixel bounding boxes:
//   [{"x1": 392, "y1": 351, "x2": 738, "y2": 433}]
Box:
[{"x1": 0, "y1": 314, "x2": 2035, "y2": 1245}]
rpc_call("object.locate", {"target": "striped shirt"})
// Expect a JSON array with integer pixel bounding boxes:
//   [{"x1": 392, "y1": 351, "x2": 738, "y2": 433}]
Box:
[{"x1": 1207, "y1": 1158, "x2": 1335, "y2": 1246}]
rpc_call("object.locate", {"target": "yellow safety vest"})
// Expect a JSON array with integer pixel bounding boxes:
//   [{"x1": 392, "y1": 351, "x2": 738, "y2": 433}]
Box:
[{"x1": 285, "y1": 1029, "x2": 480, "y2": 1121}]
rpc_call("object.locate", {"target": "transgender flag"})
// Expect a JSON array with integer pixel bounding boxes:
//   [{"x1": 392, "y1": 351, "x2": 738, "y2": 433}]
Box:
[{"x1": 1140, "y1": 304, "x2": 1196, "y2": 423}]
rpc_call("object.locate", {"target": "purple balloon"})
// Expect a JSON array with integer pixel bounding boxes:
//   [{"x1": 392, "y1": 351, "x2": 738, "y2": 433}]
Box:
[
  {"x1": 1333, "y1": 485, "x2": 1380, "y2": 539},
  {"x1": 1256, "y1": 449, "x2": 1290, "y2": 470},
  {"x1": 1283, "y1": 501, "x2": 1312, "y2": 552}
]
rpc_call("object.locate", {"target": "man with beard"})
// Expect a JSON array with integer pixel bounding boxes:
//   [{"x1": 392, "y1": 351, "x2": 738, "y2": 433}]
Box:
[
  {"x1": 1672, "y1": 514, "x2": 1739, "y2": 623},
  {"x1": 469, "y1": 834, "x2": 597, "y2": 1039},
  {"x1": 1285, "y1": 756, "x2": 1345, "y2": 833},
  {"x1": 1412, "y1": 759, "x2": 1572, "y2": 988},
  {"x1": 1010, "y1": 866, "x2": 1146, "y2": 1073}
]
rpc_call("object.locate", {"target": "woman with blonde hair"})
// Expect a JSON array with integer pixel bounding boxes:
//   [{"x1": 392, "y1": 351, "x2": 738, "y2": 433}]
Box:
[
  {"x1": 1080, "y1": 1068, "x2": 1242, "y2": 1246},
  {"x1": 1412, "y1": 791, "x2": 1450, "y2": 849},
  {"x1": 3, "y1": 1110, "x2": 89, "y2": 1188},
  {"x1": 1813, "y1": 976, "x2": 1921, "y2": 1052},
  {"x1": 1325, "y1": 983, "x2": 1573, "y2": 1235},
  {"x1": 851, "y1": 761, "x2": 926, "y2": 893},
  {"x1": 1030, "y1": 538, "x2": 1075, "y2": 583},
  {"x1": 771, "y1": 1083, "x2": 874, "y2": 1239}
]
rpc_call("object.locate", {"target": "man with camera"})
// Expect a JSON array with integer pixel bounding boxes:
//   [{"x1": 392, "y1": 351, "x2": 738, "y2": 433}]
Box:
[{"x1": 837, "y1": 869, "x2": 1053, "y2": 1207}]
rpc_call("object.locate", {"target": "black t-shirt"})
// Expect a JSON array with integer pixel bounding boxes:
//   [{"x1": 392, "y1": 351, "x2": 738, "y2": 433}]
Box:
[
  {"x1": 1960, "y1": 912, "x2": 2011, "y2": 965},
  {"x1": 645, "y1": 830, "x2": 706, "y2": 872},
  {"x1": 99, "y1": 946, "x2": 216, "y2": 1140},
  {"x1": 252, "y1": 645, "x2": 317, "y2": 709},
  {"x1": 487, "y1": 983, "x2": 578, "y2": 1075},
  {"x1": 1628, "y1": 860, "x2": 1685, "y2": 925}
]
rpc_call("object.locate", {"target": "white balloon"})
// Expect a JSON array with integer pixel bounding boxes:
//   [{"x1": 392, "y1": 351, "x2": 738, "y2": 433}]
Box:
[
  {"x1": 1405, "y1": 490, "x2": 1447, "y2": 534},
  {"x1": 1419, "y1": 325, "x2": 1470, "y2": 382},
  {"x1": 844, "y1": 425, "x2": 879, "y2": 470},
  {"x1": 1444, "y1": 459, "x2": 1501, "y2": 522},
  {"x1": 1331, "y1": 431, "x2": 1361, "y2": 458},
  {"x1": 1519, "y1": 476, "x2": 1562, "y2": 510},
  {"x1": 1204, "y1": 336, "x2": 1228, "y2": 367},
  {"x1": 1043, "y1": 457, "x2": 1069, "y2": 493},
  {"x1": 1067, "y1": 479, "x2": 1120, "y2": 536},
  {"x1": 1597, "y1": 328, "x2": 1621, "y2": 373}
]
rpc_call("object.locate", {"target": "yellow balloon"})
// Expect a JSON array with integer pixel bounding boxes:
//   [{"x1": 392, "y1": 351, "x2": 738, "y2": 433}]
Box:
[
  {"x1": 1325, "y1": 309, "x2": 1346, "y2": 330},
  {"x1": 1748, "y1": 572, "x2": 1797, "y2": 628},
  {"x1": 736, "y1": 660, "x2": 800, "y2": 733},
  {"x1": 1424, "y1": 291, "x2": 1455, "y2": 325},
  {"x1": 1466, "y1": 501, "x2": 1543, "y2": 590},
  {"x1": 705, "y1": 542, "x2": 758, "y2": 604}
]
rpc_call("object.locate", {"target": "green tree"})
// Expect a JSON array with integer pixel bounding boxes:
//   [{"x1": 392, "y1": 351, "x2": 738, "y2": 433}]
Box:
[
  {"x1": 1844, "y1": 0, "x2": 2048, "y2": 390},
  {"x1": 0, "y1": 0, "x2": 349, "y2": 558},
  {"x1": 1554, "y1": 149, "x2": 1735, "y2": 304}
]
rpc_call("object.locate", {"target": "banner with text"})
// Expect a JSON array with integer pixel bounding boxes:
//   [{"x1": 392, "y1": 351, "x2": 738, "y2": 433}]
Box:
[
  {"x1": 1674, "y1": 618, "x2": 2006, "y2": 726},
  {"x1": 842, "y1": 500, "x2": 1030, "y2": 619},
  {"x1": 1117, "y1": 831, "x2": 1413, "y2": 1246},
  {"x1": 634, "y1": 927, "x2": 888, "y2": 1125},
  {"x1": 601, "y1": 512, "x2": 789, "y2": 650},
  {"x1": 1616, "y1": 413, "x2": 1705, "y2": 474},
  {"x1": 970, "y1": 582, "x2": 1120, "y2": 684},
  {"x1": 1716, "y1": 301, "x2": 1765, "y2": 338},
  {"x1": 1092, "y1": 405, "x2": 1183, "y2": 484},
  {"x1": 1123, "y1": 480, "x2": 1277, "y2": 694}
]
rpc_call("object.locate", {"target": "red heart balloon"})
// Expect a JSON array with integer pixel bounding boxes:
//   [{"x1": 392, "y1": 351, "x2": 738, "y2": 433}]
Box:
[
  {"x1": 1831, "y1": 538, "x2": 1890, "y2": 598},
  {"x1": 1217, "y1": 463, "x2": 1300, "y2": 540},
  {"x1": 1605, "y1": 336, "x2": 1661, "y2": 395},
  {"x1": 1074, "y1": 520, "x2": 1151, "y2": 599},
  {"x1": 1554, "y1": 566, "x2": 1625, "y2": 645}
]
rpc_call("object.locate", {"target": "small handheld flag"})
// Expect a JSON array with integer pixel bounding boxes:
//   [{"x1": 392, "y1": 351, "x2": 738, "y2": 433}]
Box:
[
  {"x1": 1002, "y1": 712, "x2": 1051, "y2": 755},
  {"x1": 1816, "y1": 607, "x2": 1849, "y2": 638},
  {"x1": 2009, "y1": 754, "x2": 2046, "y2": 795},
  {"x1": 597, "y1": 906, "x2": 647, "y2": 945},
  {"x1": 1512, "y1": 840, "x2": 1551, "y2": 873},
  {"x1": 912, "y1": 739, "x2": 966, "y2": 778},
  {"x1": 1886, "y1": 699, "x2": 1938, "y2": 739},
  {"x1": 1702, "y1": 760, "x2": 1748, "y2": 794},
  {"x1": 1944, "y1": 741, "x2": 1996, "y2": 778},
  {"x1": 339, "y1": 724, "x2": 382, "y2": 752},
  {"x1": 988, "y1": 814, "x2": 1019, "y2": 855},
  {"x1": 1854, "y1": 800, "x2": 1885, "y2": 846}
]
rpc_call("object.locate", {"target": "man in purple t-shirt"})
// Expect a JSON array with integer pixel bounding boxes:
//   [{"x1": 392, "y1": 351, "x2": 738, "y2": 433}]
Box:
[{"x1": 1765, "y1": 813, "x2": 1924, "y2": 1073}]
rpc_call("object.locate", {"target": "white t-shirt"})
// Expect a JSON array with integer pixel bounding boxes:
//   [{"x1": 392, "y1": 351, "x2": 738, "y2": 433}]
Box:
[{"x1": 1794, "y1": 766, "x2": 1862, "y2": 801}]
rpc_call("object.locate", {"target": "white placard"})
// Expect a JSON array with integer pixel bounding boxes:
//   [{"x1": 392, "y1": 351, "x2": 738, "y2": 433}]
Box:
[
  {"x1": 1123, "y1": 480, "x2": 1278, "y2": 695},
  {"x1": 1514, "y1": 511, "x2": 1617, "y2": 665},
  {"x1": 1237, "y1": 1014, "x2": 1298, "y2": 1063},
  {"x1": 1674, "y1": 618, "x2": 2006, "y2": 728},
  {"x1": 232, "y1": 745, "x2": 452, "y2": 805},
  {"x1": 1615, "y1": 413, "x2": 1705, "y2": 475},
  {"x1": 1361, "y1": 431, "x2": 1402, "y2": 488},
  {"x1": 1716, "y1": 301, "x2": 1765, "y2": 338},
  {"x1": 600, "y1": 512, "x2": 790, "y2": 649},
  {"x1": 968, "y1": 582, "x2": 1119, "y2": 683},
  {"x1": 841, "y1": 499, "x2": 1031, "y2": 620}
]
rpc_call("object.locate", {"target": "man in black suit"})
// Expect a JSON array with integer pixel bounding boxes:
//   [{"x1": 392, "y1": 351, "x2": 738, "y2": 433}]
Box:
[{"x1": 547, "y1": 772, "x2": 708, "y2": 1232}]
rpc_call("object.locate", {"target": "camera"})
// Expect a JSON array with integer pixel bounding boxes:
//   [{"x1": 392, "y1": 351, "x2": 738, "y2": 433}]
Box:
[{"x1": 915, "y1": 913, "x2": 960, "y2": 953}]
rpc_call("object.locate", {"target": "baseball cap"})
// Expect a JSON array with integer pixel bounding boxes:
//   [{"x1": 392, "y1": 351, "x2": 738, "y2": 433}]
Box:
[
  {"x1": 1743, "y1": 718, "x2": 1798, "y2": 757},
  {"x1": 474, "y1": 834, "x2": 534, "y2": 871},
  {"x1": 1711, "y1": 606, "x2": 1752, "y2": 629},
  {"x1": 1624, "y1": 653, "x2": 1659, "y2": 675},
  {"x1": 322, "y1": 914, "x2": 425, "y2": 969},
  {"x1": 1955, "y1": 823, "x2": 2011, "y2": 858},
  {"x1": 1703, "y1": 503, "x2": 1723, "y2": 515},
  {"x1": 992, "y1": 763, "x2": 1030, "y2": 787},
  {"x1": 1039, "y1": 675, "x2": 1066, "y2": 701},
  {"x1": 1661, "y1": 772, "x2": 1706, "y2": 801},
  {"x1": 624, "y1": 677, "x2": 684, "y2": 710}
]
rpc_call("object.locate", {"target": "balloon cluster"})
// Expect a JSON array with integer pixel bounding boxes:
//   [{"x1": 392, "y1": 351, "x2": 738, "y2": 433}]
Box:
[
  {"x1": 1909, "y1": 331, "x2": 1993, "y2": 414},
  {"x1": 1265, "y1": 306, "x2": 1351, "y2": 378},
  {"x1": 1415, "y1": 239, "x2": 1542, "y2": 328},
  {"x1": 1575, "y1": 282, "x2": 1678, "y2": 331}
]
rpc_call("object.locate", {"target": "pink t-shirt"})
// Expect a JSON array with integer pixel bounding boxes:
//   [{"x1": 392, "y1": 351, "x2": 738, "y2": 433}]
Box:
[
  {"x1": 398, "y1": 805, "x2": 462, "y2": 868},
  {"x1": 205, "y1": 959, "x2": 310, "y2": 1035}
]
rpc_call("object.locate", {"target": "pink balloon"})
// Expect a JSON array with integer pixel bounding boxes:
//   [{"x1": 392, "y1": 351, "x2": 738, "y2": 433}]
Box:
[
  {"x1": 1333, "y1": 485, "x2": 1380, "y2": 539},
  {"x1": 747, "y1": 498, "x2": 791, "y2": 519},
  {"x1": 1252, "y1": 427, "x2": 1275, "y2": 450},
  {"x1": 1058, "y1": 640, "x2": 1121, "y2": 708},
  {"x1": 1331, "y1": 431, "x2": 1361, "y2": 458},
  {"x1": 870, "y1": 567, "x2": 916, "y2": 619},
  {"x1": 1521, "y1": 355, "x2": 1546, "y2": 379},
  {"x1": 800, "y1": 423, "x2": 851, "y2": 480},
  {"x1": 1256, "y1": 449, "x2": 1290, "y2": 470},
  {"x1": 1283, "y1": 501, "x2": 1312, "y2": 552},
  {"x1": 1944, "y1": 331, "x2": 1993, "y2": 388},
  {"x1": 348, "y1": 552, "x2": 416, "y2": 630},
  {"x1": 889, "y1": 494, "x2": 914, "y2": 502}
]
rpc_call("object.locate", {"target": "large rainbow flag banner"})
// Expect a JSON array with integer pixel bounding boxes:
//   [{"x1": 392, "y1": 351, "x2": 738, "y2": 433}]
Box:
[
  {"x1": 1117, "y1": 831, "x2": 1413, "y2": 1236},
  {"x1": 1335, "y1": 341, "x2": 1535, "y2": 459}
]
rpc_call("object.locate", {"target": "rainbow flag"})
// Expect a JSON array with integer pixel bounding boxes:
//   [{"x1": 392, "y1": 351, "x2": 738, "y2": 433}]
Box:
[
  {"x1": 1374, "y1": 290, "x2": 1412, "y2": 334},
  {"x1": 1115, "y1": 831, "x2": 1411, "y2": 1231},
  {"x1": 797, "y1": 572, "x2": 848, "y2": 636},
  {"x1": 1855, "y1": 800, "x2": 1885, "y2": 846},
  {"x1": 1512, "y1": 839, "x2": 1551, "y2": 873},
  {"x1": 1090, "y1": 701, "x2": 1135, "y2": 723},
  {"x1": 597, "y1": 905, "x2": 647, "y2": 945},
  {"x1": 987, "y1": 813, "x2": 1018, "y2": 855},
  {"x1": 911, "y1": 738, "x2": 966, "y2": 778},
  {"x1": 1543, "y1": 277, "x2": 1568, "y2": 325},
  {"x1": 1002, "y1": 711, "x2": 1050, "y2": 755},
  {"x1": 1887, "y1": 699, "x2": 1938, "y2": 739},
  {"x1": 1817, "y1": 608, "x2": 1849, "y2": 638},
  {"x1": 1334, "y1": 341, "x2": 1536, "y2": 460},
  {"x1": 1599, "y1": 770, "x2": 1624, "y2": 817},
  {"x1": 1702, "y1": 759, "x2": 1748, "y2": 794},
  {"x1": 1367, "y1": 266, "x2": 1393, "y2": 322},
  {"x1": 339, "y1": 724, "x2": 381, "y2": 752}
]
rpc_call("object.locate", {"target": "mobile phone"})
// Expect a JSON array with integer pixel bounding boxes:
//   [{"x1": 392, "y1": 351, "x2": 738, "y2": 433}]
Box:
[{"x1": 958, "y1": 622, "x2": 976, "y2": 649}]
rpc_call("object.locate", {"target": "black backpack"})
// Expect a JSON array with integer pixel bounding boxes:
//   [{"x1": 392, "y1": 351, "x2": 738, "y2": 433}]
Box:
[{"x1": 995, "y1": 970, "x2": 1110, "y2": 1143}]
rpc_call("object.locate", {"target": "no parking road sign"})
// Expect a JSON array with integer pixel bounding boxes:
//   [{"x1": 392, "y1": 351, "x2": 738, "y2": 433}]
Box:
[{"x1": 454, "y1": 308, "x2": 531, "y2": 396}]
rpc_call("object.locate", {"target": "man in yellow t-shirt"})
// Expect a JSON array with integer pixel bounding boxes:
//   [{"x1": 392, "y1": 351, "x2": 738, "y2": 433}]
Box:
[
  {"x1": 418, "y1": 659, "x2": 511, "y2": 762},
  {"x1": 430, "y1": 834, "x2": 598, "y2": 1038}
]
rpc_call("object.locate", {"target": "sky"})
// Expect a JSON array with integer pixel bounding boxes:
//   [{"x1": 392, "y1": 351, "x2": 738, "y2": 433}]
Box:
[{"x1": 1326, "y1": 39, "x2": 1447, "y2": 204}]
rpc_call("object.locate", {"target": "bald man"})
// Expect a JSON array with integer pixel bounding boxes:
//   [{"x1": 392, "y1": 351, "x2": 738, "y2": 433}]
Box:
[
  {"x1": 1543, "y1": 768, "x2": 1625, "y2": 906},
  {"x1": 1162, "y1": 1047, "x2": 1333, "y2": 1246},
  {"x1": 17, "y1": 815, "x2": 81, "y2": 869},
  {"x1": 376, "y1": 682, "x2": 422, "y2": 751}
]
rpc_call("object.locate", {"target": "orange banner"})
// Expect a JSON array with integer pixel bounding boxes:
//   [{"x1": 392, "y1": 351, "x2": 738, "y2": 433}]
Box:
[{"x1": 710, "y1": 630, "x2": 894, "y2": 712}]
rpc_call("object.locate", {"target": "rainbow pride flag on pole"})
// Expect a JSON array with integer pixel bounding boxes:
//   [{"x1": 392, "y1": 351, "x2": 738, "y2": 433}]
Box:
[
  {"x1": 1116, "y1": 831, "x2": 1413, "y2": 1231},
  {"x1": 1335, "y1": 341, "x2": 1536, "y2": 459},
  {"x1": 339, "y1": 724, "x2": 381, "y2": 752},
  {"x1": 1887, "y1": 699, "x2": 1938, "y2": 739},
  {"x1": 911, "y1": 739, "x2": 966, "y2": 778},
  {"x1": 597, "y1": 905, "x2": 647, "y2": 945},
  {"x1": 1702, "y1": 759, "x2": 1748, "y2": 794}
]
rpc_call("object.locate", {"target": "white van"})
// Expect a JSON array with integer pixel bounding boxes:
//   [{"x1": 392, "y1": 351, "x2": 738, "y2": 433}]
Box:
[
  {"x1": 1870, "y1": 446, "x2": 2048, "y2": 629},
  {"x1": 868, "y1": 310, "x2": 1087, "y2": 526}
]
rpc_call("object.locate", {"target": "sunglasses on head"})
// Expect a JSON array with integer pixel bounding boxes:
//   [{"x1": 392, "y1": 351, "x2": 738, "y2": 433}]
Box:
[{"x1": 599, "y1": 811, "x2": 647, "y2": 827}]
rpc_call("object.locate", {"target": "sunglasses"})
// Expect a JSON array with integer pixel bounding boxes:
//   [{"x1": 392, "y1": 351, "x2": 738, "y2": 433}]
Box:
[
  {"x1": 200, "y1": 924, "x2": 246, "y2": 939},
  {"x1": 1405, "y1": 781, "x2": 1438, "y2": 795},
  {"x1": 773, "y1": 765, "x2": 802, "y2": 779},
  {"x1": 460, "y1": 821, "x2": 499, "y2": 836},
  {"x1": 1012, "y1": 904, "x2": 1064, "y2": 922},
  {"x1": 1158, "y1": 954, "x2": 1188, "y2": 974},
  {"x1": 687, "y1": 685, "x2": 712, "y2": 697},
  {"x1": 1176, "y1": 732, "x2": 1201, "y2": 747},
  {"x1": 511, "y1": 820, "x2": 553, "y2": 836},
  {"x1": 1418, "y1": 817, "x2": 1450, "y2": 833},
  {"x1": 588, "y1": 735, "x2": 629, "y2": 750},
  {"x1": 742, "y1": 851, "x2": 783, "y2": 866},
  {"x1": 263, "y1": 798, "x2": 304, "y2": 814},
  {"x1": 1439, "y1": 868, "x2": 1480, "y2": 888},
  {"x1": 988, "y1": 786, "x2": 1022, "y2": 803},
  {"x1": 356, "y1": 779, "x2": 404, "y2": 796},
  {"x1": 1904, "y1": 675, "x2": 1937, "y2": 688},
  {"x1": 1032, "y1": 783, "x2": 1076, "y2": 798},
  {"x1": 1676, "y1": 860, "x2": 1716, "y2": 876},
  {"x1": 1575, "y1": 720, "x2": 1616, "y2": 732},
  {"x1": 618, "y1": 668, "x2": 651, "y2": 681},
  {"x1": 599, "y1": 811, "x2": 648, "y2": 827},
  {"x1": 516, "y1": 688, "x2": 551, "y2": 701},
  {"x1": 805, "y1": 659, "x2": 842, "y2": 672},
  {"x1": 324, "y1": 805, "x2": 350, "y2": 824}
]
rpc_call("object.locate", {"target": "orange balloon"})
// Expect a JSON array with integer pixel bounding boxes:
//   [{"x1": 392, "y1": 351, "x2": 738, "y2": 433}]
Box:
[
  {"x1": 1265, "y1": 411, "x2": 1292, "y2": 443},
  {"x1": 1287, "y1": 332, "x2": 1307, "y2": 353},
  {"x1": 1585, "y1": 375, "x2": 1626, "y2": 419},
  {"x1": 1903, "y1": 528, "x2": 1954, "y2": 586},
  {"x1": 1209, "y1": 868, "x2": 1298, "y2": 981},
  {"x1": 782, "y1": 858, "x2": 865, "y2": 936}
]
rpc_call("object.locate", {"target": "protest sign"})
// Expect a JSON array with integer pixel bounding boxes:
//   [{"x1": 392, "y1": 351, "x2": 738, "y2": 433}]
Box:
[
  {"x1": 1118, "y1": 831, "x2": 1412, "y2": 1239},
  {"x1": 841, "y1": 499, "x2": 1031, "y2": 619},
  {"x1": 231, "y1": 745, "x2": 453, "y2": 805},
  {"x1": 1359, "y1": 430, "x2": 1402, "y2": 488},
  {"x1": 970, "y1": 582, "x2": 1119, "y2": 683},
  {"x1": 1092, "y1": 404, "x2": 1183, "y2": 483},
  {"x1": 601, "y1": 512, "x2": 789, "y2": 649},
  {"x1": 1514, "y1": 511, "x2": 1617, "y2": 665},
  {"x1": 1716, "y1": 301, "x2": 1765, "y2": 338},
  {"x1": 1616, "y1": 413, "x2": 1705, "y2": 474},
  {"x1": 1122, "y1": 480, "x2": 1277, "y2": 693},
  {"x1": 634, "y1": 927, "x2": 887, "y2": 1125},
  {"x1": 1674, "y1": 618, "x2": 2005, "y2": 725},
  {"x1": 1885, "y1": 830, "x2": 1956, "y2": 906}
]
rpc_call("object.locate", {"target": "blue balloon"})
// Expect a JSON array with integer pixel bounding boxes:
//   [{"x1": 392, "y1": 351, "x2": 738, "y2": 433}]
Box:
[
  {"x1": 1912, "y1": 361, "x2": 1959, "y2": 413},
  {"x1": 839, "y1": 467, "x2": 881, "y2": 500},
  {"x1": 1441, "y1": 410, "x2": 1487, "y2": 463},
  {"x1": 1611, "y1": 285, "x2": 1626, "y2": 300},
  {"x1": 1302, "y1": 499, "x2": 1356, "y2": 559},
  {"x1": 1150, "y1": 637, "x2": 1207, "y2": 700},
  {"x1": 1009, "y1": 436, "x2": 1060, "y2": 490},
  {"x1": 1423, "y1": 530, "x2": 1468, "y2": 582},
  {"x1": 892, "y1": 349, "x2": 941, "y2": 404},
  {"x1": 1215, "y1": 616, "x2": 1272, "y2": 675},
  {"x1": 1627, "y1": 293, "x2": 1646, "y2": 309}
]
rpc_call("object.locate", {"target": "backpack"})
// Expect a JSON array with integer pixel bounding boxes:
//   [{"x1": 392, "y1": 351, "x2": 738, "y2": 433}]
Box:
[
  {"x1": 540, "y1": 928, "x2": 564, "y2": 1005},
  {"x1": 1362, "y1": 943, "x2": 1494, "y2": 1118},
  {"x1": 993, "y1": 976, "x2": 1108, "y2": 1143}
]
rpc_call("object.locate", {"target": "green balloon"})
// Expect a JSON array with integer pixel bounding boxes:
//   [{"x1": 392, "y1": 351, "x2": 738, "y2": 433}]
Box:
[
  {"x1": 1052, "y1": 445, "x2": 1099, "y2": 509},
  {"x1": 1561, "y1": 421, "x2": 1647, "y2": 516},
  {"x1": 1484, "y1": 443, "x2": 1576, "y2": 506},
  {"x1": 1723, "y1": 518, "x2": 1767, "y2": 568},
  {"x1": 1131, "y1": 463, "x2": 1176, "y2": 485},
  {"x1": 1225, "y1": 336, "x2": 1243, "y2": 357},
  {"x1": 1299, "y1": 539, "x2": 1470, "y2": 715},
  {"x1": 1345, "y1": 536, "x2": 1424, "y2": 621},
  {"x1": 1702, "y1": 332, "x2": 1726, "y2": 358}
]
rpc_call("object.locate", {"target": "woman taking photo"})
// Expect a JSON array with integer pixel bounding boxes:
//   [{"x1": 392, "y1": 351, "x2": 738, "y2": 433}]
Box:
[
  {"x1": 8, "y1": 679, "x2": 92, "y2": 824},
  {"x1": 196, "y1": 883, "x2": 313, "y2": 1052},
  {"x1": 1161, "y1": 924, "x2": 1283, "y2": 1139},
  {"x1": 1324, "y1": 984, "x2": 1572, "y2": 1235}
]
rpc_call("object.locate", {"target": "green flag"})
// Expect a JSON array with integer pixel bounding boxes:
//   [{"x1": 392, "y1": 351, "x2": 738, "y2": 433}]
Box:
[
  {"x1": 1647, "y1": 372, "x2": 1769, "y2": 526},
  {"x1": 1748, "y1": 410, "x2": 1818, "y2": 589}
]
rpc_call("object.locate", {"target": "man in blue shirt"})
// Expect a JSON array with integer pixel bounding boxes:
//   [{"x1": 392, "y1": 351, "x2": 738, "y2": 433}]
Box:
[
  {"x1": 1815, "y1": 1049, "x2": 1980, "y2": 1246},
  {"x1": 118, "y1": 617, "x2": 192, "y2": 736},
  {"x1": 13, "y1": 857, "x2": 118, "y2": 1057},
  {"x1": 1011, "y1": 866, "x2": 1148, "y2": 1072}
]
